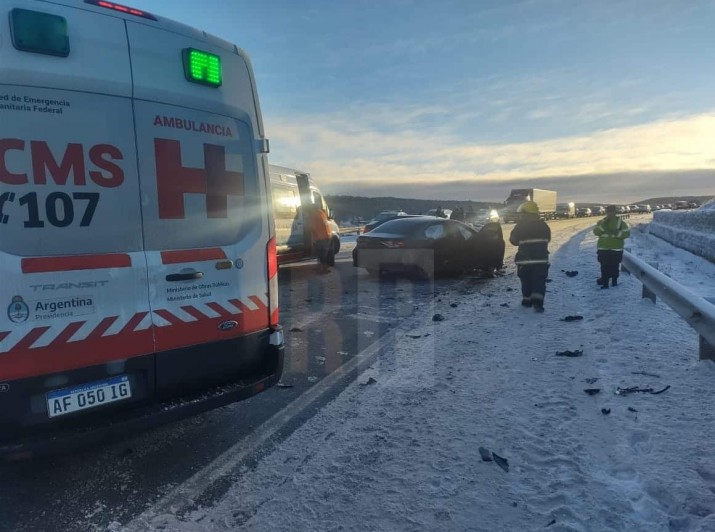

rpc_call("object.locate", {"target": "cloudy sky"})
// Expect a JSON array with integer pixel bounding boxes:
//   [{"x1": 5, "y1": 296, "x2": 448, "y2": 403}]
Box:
[{"x1": 133, "y1": 0, "x2": 715, "y2": 203}]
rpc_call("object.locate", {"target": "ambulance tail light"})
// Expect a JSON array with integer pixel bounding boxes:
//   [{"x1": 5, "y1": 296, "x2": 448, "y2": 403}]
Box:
[{"x1": 267, "y1": 237, "x2": 279, "y2": 327}]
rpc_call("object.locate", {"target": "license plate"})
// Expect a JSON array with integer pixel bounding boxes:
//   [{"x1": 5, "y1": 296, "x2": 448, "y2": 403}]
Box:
[{"x1": 46, "y1": 375, "x2": 132, "y2": 418}]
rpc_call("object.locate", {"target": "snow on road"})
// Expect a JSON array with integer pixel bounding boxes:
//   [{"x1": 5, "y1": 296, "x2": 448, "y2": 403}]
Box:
[{"x1": 148, "y1": 226, "x2": 715, "y2": 532}]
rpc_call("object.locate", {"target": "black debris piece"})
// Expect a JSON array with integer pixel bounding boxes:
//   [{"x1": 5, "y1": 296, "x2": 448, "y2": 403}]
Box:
[
  {"x1": 601, "y1": 408, "x2": 611, "y2": 415},
  {"x1": 450, "y1": 303, "x2": 459, "y2": 308},
  {"x1": 651, "y1": 385, "x2": 671, "y2": 395},
  {"x1": 304, "y1": 298, "x2": 313, "y2": 303},
  {"x1": 563, "y1": 270, "x2": 579, "y2": 277},
  {"x1": 492, "y1": 452, "x2": 509, "y2": 472},
  {"x1": 512, "y1": 502, "x2": 518, "y2": 507},
  {"x1": 561, "y1": 315, "x2": 584, "y2": 322},
  {"x1": 406, "y1": 334, "x2": 423, "y2": 339},
  {"x1": 631, "y1": 371, "x2": 660, "y2": 378},
  {"x1": 545, "y1": 278, "x2": 553, "y2": 283},
  {"x1": 555, "y1": 350, "x2": 583, "y2": 357},
  {"x1": 432, "y1": 314, "x2": 445, "y2": 322},
  {"x1": 546, "y1": 519, "x2": 556, "y2": 527},
  {"x1": 478, "y1": 446, "x2": 493, "y2": 462},
  {"x1": 628, "y1": 407, "x2": 638, "y2": 413},
  {"x1": 616, "y1": 385, "x2": 670, "y2": 396},
  {"x1": 500, "y1": 303, "x2": 510, "y2": 307},
  {"x1": 289, "y1": 327, "x2": 303, "y2": 332},
  {"x1": 584, "y1": 388, "x2": 601, "y2": 396},
  {"x1": 506, "y1": 287, "x2": 514, "y2": 292},
  {"x1": 584, "y1": 377, "x2": 599, "y2": 384},
  {"x1": 360, "y1": 377, "x2": 377, "y2": 386}
]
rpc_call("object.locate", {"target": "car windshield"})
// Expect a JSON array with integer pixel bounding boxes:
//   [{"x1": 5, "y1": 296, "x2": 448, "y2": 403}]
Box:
[{"x1": 8, "y1": 2, "x2": 715, "y2": 532}]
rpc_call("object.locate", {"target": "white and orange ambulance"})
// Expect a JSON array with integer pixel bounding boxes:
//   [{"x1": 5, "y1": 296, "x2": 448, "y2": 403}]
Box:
[{"x1": 0, "y1": 0, "x2": 283, "y2": 459}]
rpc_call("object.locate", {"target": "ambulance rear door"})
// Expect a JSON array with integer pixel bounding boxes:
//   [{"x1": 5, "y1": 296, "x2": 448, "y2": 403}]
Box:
[
  {"x1": 0, "y1": 3, "x2": 153, "y2": 426},
  {"x1": 127, "y1": 23, "x2": 271, "y2": 395}
]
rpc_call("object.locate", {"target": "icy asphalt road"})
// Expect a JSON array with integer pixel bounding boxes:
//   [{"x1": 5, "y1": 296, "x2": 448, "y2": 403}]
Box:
[
  {"x1": 146, "y1": 213, "x2": 715, "y2": 532},
  {"x1": 0, "y1": 216, "x2": 617, "y2": 532}
]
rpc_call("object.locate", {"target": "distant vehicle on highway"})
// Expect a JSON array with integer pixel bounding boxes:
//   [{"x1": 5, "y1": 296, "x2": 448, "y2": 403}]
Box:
[
  {"x1": 576, "y1": 207, "x2": 592, "y2": 217},
  {"x1": 502, "y1": 188, "x2": 557, "y2": 223},
  {"x1": 635, "y1": 204, "x2": 652, "y2": 213},
  {"x1": 688, "y1": 202, "x2": 700, "y2": 209},
  {"x1": 555, "y1": 202, "x2": 576, "y2": 219},
  {"x1": 270, "y1": 165, "x2": 341, "y2": 264},
  {"x1": 673, "y1": 201, "x2": 690, "y2": 210},
  {"x1": 353, "y1": 217, "x2": 505, "y2": 278},
  {"x1": 593, "y1": 206, "x2": 606, "y2": 216}
]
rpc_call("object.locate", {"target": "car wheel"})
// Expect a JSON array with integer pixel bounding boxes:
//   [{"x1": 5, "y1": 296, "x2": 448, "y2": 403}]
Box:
[{"x1": 332, "y1": 236, "x2": 340, "y2": 255}]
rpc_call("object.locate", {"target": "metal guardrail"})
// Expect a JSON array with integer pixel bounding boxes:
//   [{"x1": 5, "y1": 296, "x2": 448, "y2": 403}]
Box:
[
  {"x1": 339, "y1": 226, "x2": 361, "y2": 235},
  {"x1": 622, "y1": 251, "x2": 715, "y2": 360}
]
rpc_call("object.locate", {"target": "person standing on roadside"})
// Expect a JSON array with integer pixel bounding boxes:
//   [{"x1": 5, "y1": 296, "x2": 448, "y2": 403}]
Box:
[
  {"x1": 309, "y1": 205, "x2": 333, "y2": 274},
  {"x1": 509, "y1": 201, "x2": 551, "y2": 312},
  {"x1": 480, "y1": 211, "x2": 505, "y2": 272},
  {"x1": 593, "y1": 205, "x2": 630, "y2": 288}
]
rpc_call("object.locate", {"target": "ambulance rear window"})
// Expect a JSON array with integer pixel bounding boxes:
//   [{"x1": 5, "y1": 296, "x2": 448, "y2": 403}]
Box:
[{"x1": 10, "y1": 8, "x2": 70, "y2": 57}]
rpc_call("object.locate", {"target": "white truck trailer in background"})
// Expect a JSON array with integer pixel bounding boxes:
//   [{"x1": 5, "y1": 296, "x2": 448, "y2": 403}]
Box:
[{"x1": 502, "y1": 188, "x2": 558, "y2": 223}]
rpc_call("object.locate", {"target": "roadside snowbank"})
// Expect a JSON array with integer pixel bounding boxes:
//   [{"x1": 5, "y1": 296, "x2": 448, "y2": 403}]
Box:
[
  {"x1": 152, "y1": 229, "x2": 715, "y2": 532},
  {"x1": 629, "y1": 224, "x2": 715, "y2": 300},
  {"x1": 650, "y1": 203, "x2": 715, "y2": 263}
]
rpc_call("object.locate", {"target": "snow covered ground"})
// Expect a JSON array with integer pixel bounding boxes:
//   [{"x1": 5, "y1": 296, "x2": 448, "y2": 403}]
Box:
[
  {"x1": 650, "y1": 201, "x2": 715, "y2": 263},
  {"x1": 629, "y1": 222, "x2": 715, "y2": 301},
  {"x1": 147, "y1": 227, "x2": 715, "y2": 532}
]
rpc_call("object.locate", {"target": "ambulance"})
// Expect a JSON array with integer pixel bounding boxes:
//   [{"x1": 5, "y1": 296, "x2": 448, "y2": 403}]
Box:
[
  {"x1": 269, "y1": 165, "x2": 340, "y2": 264},
  {"x1": 0, "y1": 0, "x2": 284, "y2": 459}
]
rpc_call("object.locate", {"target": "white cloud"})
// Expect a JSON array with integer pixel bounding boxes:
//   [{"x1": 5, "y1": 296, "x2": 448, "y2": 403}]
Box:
[{"x1": 264, "y1": 105, "x2": 715, "y2": 201}]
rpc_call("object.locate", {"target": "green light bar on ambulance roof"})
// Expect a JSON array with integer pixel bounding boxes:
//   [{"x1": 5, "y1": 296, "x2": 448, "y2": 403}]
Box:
[{"x1": 182, "y1": 48, "x2": 222, "y2": 88}]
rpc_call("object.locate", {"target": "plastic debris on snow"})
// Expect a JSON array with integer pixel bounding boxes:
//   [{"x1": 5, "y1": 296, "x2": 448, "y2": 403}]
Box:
[
  {"x1": 289, "y1": 327, "x2": 303, "y2": 332},
  {"x1": 561, "y1": 315, "x2": 584, "y2": 322},
  {"x1": 631, "y1": 371, "x2": 660, "y2": 378},
  {"x1": 555, "y1": 349, "x2": 583, "y2": 357},
  {"x1": 477, "y1": 446, "x2": 509, "y2": 472},
  {"x1": 432, "y1": 313, "x2": 445, "y2": 322},
  {"x1": 584, "y1": 388, "x2": 601, "y2": 395},
  {"x1": 360, "y1": 377, "x2": 377, "y2": 386},
  {"x1": 615, "y1": 385, "x2": 671, "y2": 396},
  {"x1": 584, "y1": 377, "x2": 599, "y2": 384},
  {"x1": 406, "y1": 333, "x2": 431, "y2": 339},
  {"x1": 492, "y1": 452, "x2": 510, "y2": 473},
  {"x1": 563, "y1": 270, "x2": 579, "y2": 277},
  {"x1": 601, "y1": 408, "x2": 611, "y2": 415}
]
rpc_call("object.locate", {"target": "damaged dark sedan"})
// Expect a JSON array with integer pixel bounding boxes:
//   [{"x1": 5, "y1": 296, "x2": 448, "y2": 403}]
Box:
[{"x1": 352, "y1": 216, "x2": 505, "y2": 278}]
